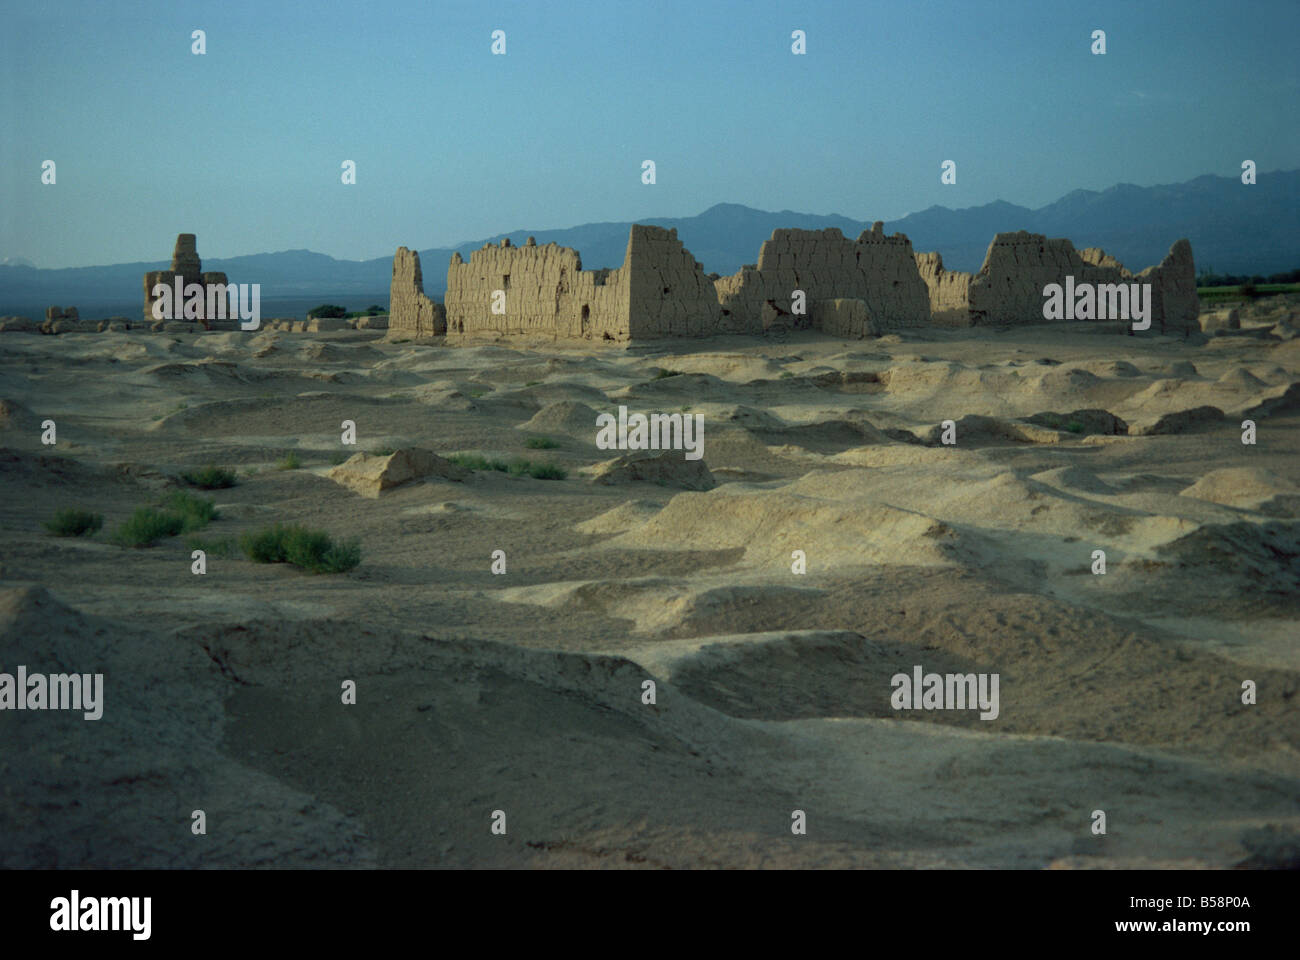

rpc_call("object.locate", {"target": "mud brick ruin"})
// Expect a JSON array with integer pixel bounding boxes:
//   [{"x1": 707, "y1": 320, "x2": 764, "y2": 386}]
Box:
[
  {"x1": 390, "y1": 247, "x2": 446, "y2": 337},
  {"x1": 916, "y1": 231, "x2": 1199, "y2": 333},
  {"x1": 441, "y1": 226, "x2": 722, "y2": 341},
  {"x1": 141, "y1": 234, "x2": 232, "y2": 327},
  {"x1": 381, "y1": 221, "x2": 1201, "y2": 343}
]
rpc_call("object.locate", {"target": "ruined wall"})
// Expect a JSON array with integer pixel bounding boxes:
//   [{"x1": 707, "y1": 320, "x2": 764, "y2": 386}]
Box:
[
  {"x1": 388, "y1": 247, "x2": 445, "y2": 338},
  {"x1": 810, "y1": 298, "x2": 875, "y2": 338},
  {"x1": 963, "y1": 230, "x2": 1198, "y2": 332},
  {"x1": 444, "y1": 236, "x2": 630, "y2": 341},
  {"x1": 963, "y1": 232, "x2": 1112, "y2": 326},
  {"x1": 914, "y1": 251, "x2": 974, "y2": 326},
  {"x1": 1135, "y1": 238, "x2": 1200, "y2": 335},
  {"x1": 714, "y1": 223, "x2": 931, "y2": 336},
  {"x1": 397, "y1": 221, "x2": 1196, "y2": 345},
  {"x1": 141, "y1": 234, "x2": 230, "y2": 327},
  {"x1": 624, "y1": 225, "x2": 724, "y2": 338}
]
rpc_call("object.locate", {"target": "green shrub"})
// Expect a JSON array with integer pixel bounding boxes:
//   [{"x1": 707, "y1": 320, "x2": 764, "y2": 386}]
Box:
[
  {"x1": 524, "y1": 380, "x2": 542, "y2": 387},
  {"x1": 240, "y1": 525, "x2": 289, "y2": 564},
  {"x1": 181, "y1": 464, "x2": 237, "y2": 489},
  {"x1": 1066, "y1": 421, "x2": 1085, "y2": 434},
  {"x1": 307, "y1": 304, "x2": 347, "y2": 319},
  {"x1": 503, "y1": 457, "x2": 566, "y2": 480},
  {"x1": 653, "y1": 367, "x2": 682, "y2": 379},
  {"x1": 447, "y1": 453, "x2": 564, "y2": 479},
  {"x1": 44, "y1": 509, "x2": 103, "y2": 537},
  {"x1": 527, "y1": 462, "x2": 567, "y2": 481},
  {"x1": 239, "y1": 524, "x2": 361, "y2": 574},
  {"x1": 276, "y1": 451, "x2": 302, "y2": 471},
  {"x1": 167, "y1": 490, "x2": 218, "y2": 532},
  {"x1": 448, "y1": 453, "x2": 509, "y2": 472},
  {"x1": 113, "y1": 507, "x2": 185, "y2": 547},
  {"x1": 525, "y1": 436, "x2": 560, "y2": 449},
  {"x1": 779, "y1": 371, "x2": 794, "y2": 379},
  {"x1": 369, "y1": 446, "x2": 396, "y2": 457},
  {"x1": 185, "y1": 535, "x2": 233, "y2": 558}
]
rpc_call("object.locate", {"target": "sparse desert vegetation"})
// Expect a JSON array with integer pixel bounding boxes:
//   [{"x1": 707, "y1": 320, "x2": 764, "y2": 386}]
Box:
[
  {"x1": 181, "y1": 464, "x2": 238, "y2": 489},
  {"x1": 239, "y1": 523, "x2": 362, "y2": 574},
  {"x1": 43, "y1": 508, "x2": 103, "y2": 537}
]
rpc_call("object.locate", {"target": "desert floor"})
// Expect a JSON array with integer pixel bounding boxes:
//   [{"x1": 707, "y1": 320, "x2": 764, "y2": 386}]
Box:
[{"x1": 2, "y1": 301, "x2": 1298, "y2": 869}]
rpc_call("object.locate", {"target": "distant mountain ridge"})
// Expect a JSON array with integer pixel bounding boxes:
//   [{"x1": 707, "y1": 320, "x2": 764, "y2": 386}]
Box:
[{"x1": 2, "y1": 169, "x2": 1296, "y2": 311}]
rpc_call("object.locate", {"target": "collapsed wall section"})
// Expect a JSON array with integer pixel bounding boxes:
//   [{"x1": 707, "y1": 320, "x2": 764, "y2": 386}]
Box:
[
  {"x1": 965, "y1": 232, "x2": 1123, "y2": 326},
  {"x1": 914, "y1": 251, "x2": 974, "y2": 327},
  {"x1": 444, "y1": 237, "x2": 630, "y2": 341},
  {"x1": 624, "y1": 225, "x2": 724, "y2": 338},
  {"x1": 1135, "y1": 238, "x2": 1200, "y2": 335},
  {"x1": 963, "y1": 231, "x2": 1198, "y2": 332},
  {"x1": 388, "y1": 247, "x2": 445, "y2": 338},
  {"x1": 714, "y1": 222, "x2": 931, "y2": 337}
]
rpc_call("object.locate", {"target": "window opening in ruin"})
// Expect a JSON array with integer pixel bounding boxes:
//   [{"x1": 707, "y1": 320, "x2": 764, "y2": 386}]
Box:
[{"x1": 503, "y1": 274, "x2": 510, "y2": 289}]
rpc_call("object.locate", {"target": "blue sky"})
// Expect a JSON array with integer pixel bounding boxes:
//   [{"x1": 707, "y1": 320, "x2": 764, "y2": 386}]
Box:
[{"x1": 3, "y1": 0, "x2": 1297, "y2": 267}]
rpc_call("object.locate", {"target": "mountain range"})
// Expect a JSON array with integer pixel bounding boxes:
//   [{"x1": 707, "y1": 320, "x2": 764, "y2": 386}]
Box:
[{"x1": 2, "y1": 169, "x2": 1296, "y2": 312}]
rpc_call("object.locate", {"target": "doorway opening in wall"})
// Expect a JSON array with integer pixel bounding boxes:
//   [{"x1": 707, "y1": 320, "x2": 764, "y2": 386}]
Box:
[{"x1": 581, "y1": 304, "x2": 590, "y2": 336}]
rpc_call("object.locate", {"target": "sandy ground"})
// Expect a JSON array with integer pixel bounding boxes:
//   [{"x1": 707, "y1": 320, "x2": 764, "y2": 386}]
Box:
[{"x1": 1, "y1": 299, "x2": 1298, "y2": 869}]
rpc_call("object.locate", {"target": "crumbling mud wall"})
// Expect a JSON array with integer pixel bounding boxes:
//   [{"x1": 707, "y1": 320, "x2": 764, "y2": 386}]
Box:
[
  {"x1": 390, "y1": 222, "x2": 1198, "y2": 344},
  {"x1": 141, "y1": 234, "x2": 230, "y2": 327},
  {"x1": 1135, "y1": 239, "x2": 1200, "y2": 335},
  {"x1": 624, "y1": 225, "x2": 723, "y2": 339},
  {"x1": 927, "y1": 231, "x2": 1199, "y2": 333},
  {"x1": 443, "y1": 236, "x2": 631, "y2": 341},
  {"x1": 436, "y1": 226, "x2": 719, "y2": 342},
  {"x1": 809, "y1": 298, "x2": 875, "y2": 338},
  {"x1": 914, "y1": 251, "x2": 974, "y2": 327},
  {"x1": 964, "y1": 232, "x2": 1126, "y2": 326},
  {"x1": 714, "y1": 223, "x2": 931, "y2": 336},
  {"x1": 388, "y1": 247, "x2": 445, "y2": 338}
]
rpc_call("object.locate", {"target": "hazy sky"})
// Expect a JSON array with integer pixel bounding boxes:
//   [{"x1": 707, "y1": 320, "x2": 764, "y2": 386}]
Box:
[{"x1": 3, "y1": 0, "x2": 1297, "y2": 267}]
